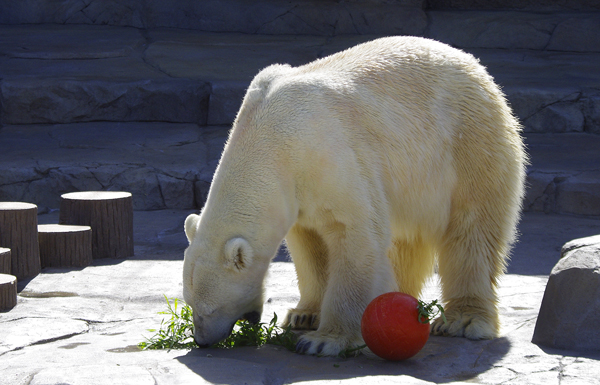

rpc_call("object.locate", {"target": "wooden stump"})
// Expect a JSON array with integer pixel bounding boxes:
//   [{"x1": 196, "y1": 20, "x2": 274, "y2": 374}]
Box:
[
  {"x1": 0, "y1": 202, "x2": 41, "y2": 280},
  {"x1": 38, "y1": 224, "x2": 93, "y2": 268},
  {"x1": 59, "y1": 192, "x2": 134, "y2": 259},
  {"x1": 0, "y1": 247, "x2": 10, "y2": 274},
  {"x1": 0, "y1": 273, "x2": 17, "y2": 311}
]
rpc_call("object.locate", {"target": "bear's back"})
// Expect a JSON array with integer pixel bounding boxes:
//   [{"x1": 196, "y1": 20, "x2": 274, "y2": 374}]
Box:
[{"x1": 299, "y1": 36, "x2": 484, "y2": 87}]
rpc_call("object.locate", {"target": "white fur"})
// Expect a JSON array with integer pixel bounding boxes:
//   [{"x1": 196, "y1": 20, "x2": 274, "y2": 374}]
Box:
[{"x1": 183, "y1": 36, "x2": 527, "y2": 356}]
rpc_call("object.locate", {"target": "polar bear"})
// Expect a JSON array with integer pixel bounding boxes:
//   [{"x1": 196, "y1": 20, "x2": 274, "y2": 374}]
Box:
[{"x1": 183, "y1": 36, "x2": 526, "y2": 356}]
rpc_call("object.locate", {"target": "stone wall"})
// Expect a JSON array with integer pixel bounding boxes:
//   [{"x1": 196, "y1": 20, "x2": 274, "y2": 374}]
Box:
[
  {"x1": 2, "y1": 1, "x2": 599, "y2": 53},
  {"x1": 0, "y1": 0, "x2": 427, "y2": 36},
  {"x1": 427, "y1": 0, "x2": 600, "y2": 10}
]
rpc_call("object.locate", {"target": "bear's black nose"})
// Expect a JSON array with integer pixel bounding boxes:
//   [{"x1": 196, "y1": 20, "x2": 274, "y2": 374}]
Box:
[
  {"x1": 243, "y1": 311, "x2": 261, "y2": 324},
  {"x1": 194, "y1": 337, "x2": 210, "y2": 348}
]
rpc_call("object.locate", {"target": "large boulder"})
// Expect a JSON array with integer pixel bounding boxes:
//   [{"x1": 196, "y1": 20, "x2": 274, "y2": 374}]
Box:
[{"x1": 532, "y1": 235, "x2": 600, "y2": 351}]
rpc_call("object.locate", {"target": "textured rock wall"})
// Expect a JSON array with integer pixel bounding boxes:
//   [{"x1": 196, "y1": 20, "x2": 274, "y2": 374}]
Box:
[
  {"x1": 427, "y1": 0, "x2": 600, "y2": 10},
  {"x1": 0, "y1": 0, "x2": 427, "y2": 36},
  {"x1": 1, "y1": 3, "x2": 599, "y2": 212},
  {"x1": 2, "y1": 1, "x2": 599, "y2": 54}
]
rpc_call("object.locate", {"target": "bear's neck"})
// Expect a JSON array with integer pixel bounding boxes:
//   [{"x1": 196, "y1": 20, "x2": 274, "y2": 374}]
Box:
[{"x1": 202, "y1": 149, "x2": 298, "y2": 259}]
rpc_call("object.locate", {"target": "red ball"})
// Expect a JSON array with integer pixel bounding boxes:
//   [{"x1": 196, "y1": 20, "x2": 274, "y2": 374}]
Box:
[{"x1": 361, "y1": 292, "x2": 430, "y2": 361}]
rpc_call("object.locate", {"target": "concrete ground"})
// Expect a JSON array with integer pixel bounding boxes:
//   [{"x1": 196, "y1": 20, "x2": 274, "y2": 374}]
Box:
[{"x1": 0, "y1": 210, "x2": 599, "y2": 385}]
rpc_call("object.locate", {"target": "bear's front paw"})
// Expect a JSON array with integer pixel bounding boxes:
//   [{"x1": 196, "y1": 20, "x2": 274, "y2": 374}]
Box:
[
  {"x1": 284, "y1": 309, "x2": 320, "y2": 330},
  {"x1": 295, "y1": 330, "x2": 363, "y2": 357},
  {"x1": 431, "y1": 306, "x2": 498, "y2": 340}
]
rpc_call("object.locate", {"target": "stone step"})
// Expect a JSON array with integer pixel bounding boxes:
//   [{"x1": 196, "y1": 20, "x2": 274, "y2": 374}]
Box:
[
  {"x1": 0, "y1": 122, "x2": 228, "y2": 212},
  {"x1": 0, "y1": 0, "x2": 428, "y2": 36},
  {"x1": 427, "y1": 0, "x2": 600, "y2": 11},
  {"x1": 1, "y1": 24, "x2": 599, "y2": 132},
  {"x1": 428, "y1": 11, "x2": 600, "y2": 53},
  {"x1": 1, "y1": 122, "x2": 599, "y2": 216},
  {"x1": 2, "y1": 0, "x2": 598, "y2": 40}
]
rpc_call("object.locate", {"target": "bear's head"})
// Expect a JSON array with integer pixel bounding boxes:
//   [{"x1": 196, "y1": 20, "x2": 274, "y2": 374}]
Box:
[{"x1": 182, "y1": 213, "x2": 268, "y2": 347}]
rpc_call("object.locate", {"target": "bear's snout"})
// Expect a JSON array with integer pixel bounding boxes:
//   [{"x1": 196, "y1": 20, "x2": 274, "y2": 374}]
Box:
[
  {"x1": 194, "y1": 338, "x2": 211, "y2": 348},
  {"x1": 242, "y1": 310, "x2": 261, "y2": 324},
  {"x1": 192, "y1": 317, "x2": 237, "y2": 348}
]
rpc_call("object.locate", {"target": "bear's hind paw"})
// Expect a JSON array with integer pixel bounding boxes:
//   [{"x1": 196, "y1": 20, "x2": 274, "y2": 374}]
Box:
[
  {"x1": 284, "y1": 309, "x2": 320, "y2": 330},
  {"x1": 431, "y1": 307, "x2": 498, "y2": 340}
]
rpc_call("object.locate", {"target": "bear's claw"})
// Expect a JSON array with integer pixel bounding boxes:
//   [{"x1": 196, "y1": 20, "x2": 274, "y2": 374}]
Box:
[
  {"x1": 316, "y1": 342, "x2": 325, "y2": 354},
  {"x1": 285, "y1": 309, "x2": 320, "y2": 330},
  {"x1": 295, "y1": 339, "x2": 312, "y2": 354}
]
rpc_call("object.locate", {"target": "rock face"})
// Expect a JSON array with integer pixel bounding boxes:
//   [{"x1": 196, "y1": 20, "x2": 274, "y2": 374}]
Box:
[
  {"x1": 428, "y1": 0, "x2": 600, "y2": 11},
  {"x1": 532, "y1": 235, "x2": 600, "y2": 351},
  {"x1": 0, "y1": 5, "x2": 599, "y2": 214},
  {"x1": 0, "y1": 0, "x2": 428, "y2": 36}
]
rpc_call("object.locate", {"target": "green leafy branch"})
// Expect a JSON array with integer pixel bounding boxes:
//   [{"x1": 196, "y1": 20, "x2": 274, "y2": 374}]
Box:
[
  {"x1": 417, "y1": 299, "x2": 447, "y2": 324},
  {"x1": 213, "y1": 313, "x2": 297, "y2": 350},
  {"x1": 138, "y1": 296, "x2": 196, "y2": 350},
  {"x1": 138, "y1": 296, "x2": 297, "y2": 351}
]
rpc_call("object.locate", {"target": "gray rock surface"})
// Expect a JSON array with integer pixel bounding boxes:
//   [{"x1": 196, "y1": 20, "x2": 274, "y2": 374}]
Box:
[
  {"x1": 561, "y1": 234, "x2": 600, "y2": 256},
  {"x1": 2, "y1": 0, "x2": 599, "y2": 51},
  {"x1": 0, "y1": 122, "x2": 227, "y2": 211},
  {"x1": 2, "y1": 123, "x2": 600, "y2": 215},
  {"x1": 521, "y1": 134, "x2": 600, "y2": 216},
  {"x1": 2, "y1": 25, "x2": 600, "y2": 129},
  {"x1": 427, "y1": 0, "x2": 600, "y2": 11},
  {"x1": 0, "y1": 0, "x2": 427, "y2": 36},
  {"x1": 532, "y1": 235, "x2": 600, "y2": 352},
  {"x1": 0, "y1": 211, "x2": 599, "y2": 385},
  {"x1": 429, "y1": 11, "x2": 600, "y2": 52},
  {"x1": 1, "y1": 25, "x2": 600, "y2": 214}
]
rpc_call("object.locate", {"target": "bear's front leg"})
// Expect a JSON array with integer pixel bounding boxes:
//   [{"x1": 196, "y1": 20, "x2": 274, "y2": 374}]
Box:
[
  {"x1": 293, "y1": 231, "x2": 397, "y2": 356},
  {"x1": 294, "y1": 288, "x2": 365, "y2": 356},
  {"x1": 283, "y1": 225, "x2": 328, "y2": 330}
]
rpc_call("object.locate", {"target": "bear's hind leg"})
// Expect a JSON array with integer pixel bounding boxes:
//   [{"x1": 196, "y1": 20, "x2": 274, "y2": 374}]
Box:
[
  {"x1": 433, "y1": 209, "x2": 511, "y2": 340},
  {"x1": 283, "y1": 225, "x2": 328, "y2": 330},
  {"x1": 388, "y1": 237, "x2": 436, "y2": 299}
]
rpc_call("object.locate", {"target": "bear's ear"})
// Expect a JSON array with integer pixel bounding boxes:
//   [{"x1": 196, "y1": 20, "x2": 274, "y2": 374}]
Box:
[
  {"x1": 184, "y1": 214, "x2": 200, "y2": 243},
  {"x1": 224, "y1": 238, "x2": 253, "y2": 271}
]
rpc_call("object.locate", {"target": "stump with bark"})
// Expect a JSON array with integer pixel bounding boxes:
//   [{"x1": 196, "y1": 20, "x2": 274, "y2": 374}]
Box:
[
  {"x1": 0, "y1": 247, "x2": 10, "y2": 274},
  {"x1": 59, "y1": 192, "x2": 134, "y2": 259},
  {"x1": 0, "y1": 202, "x2": 40, "y2": 280},
  {"x1": 38, "y1": 224, "x2": 93, "y2": 268},
  {"x1": 0, "y1": 273, "x2": 17, "y2": 311}
]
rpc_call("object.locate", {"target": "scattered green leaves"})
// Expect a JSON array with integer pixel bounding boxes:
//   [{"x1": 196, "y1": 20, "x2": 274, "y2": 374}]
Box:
[
  {"x1": 417, "y1": 299, "x2": 447, "y2": 324},
  {"x1": 338, "y1": 344, "x2": 368, "y2": 358},
  {"x1": 138, "y1": 296, "x2": 297, "y2": 351},
  {"x1": 138, "y1": 296, "x2": 196, "y2": 350},
  {"x1": 138, "y1": 296, "x2": 445, "y2": 357},
  {"x1": 214, "y1": 313, "x2": 297, "y2": 351}
]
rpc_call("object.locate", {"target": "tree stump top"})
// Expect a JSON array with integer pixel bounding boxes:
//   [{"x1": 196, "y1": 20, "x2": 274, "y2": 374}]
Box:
[
  {"x1": 61, "y1": 191, "x2": 132, "y2": 201},
  {"x1": 0, "y1": 247, "x2": 9, "y2": 253},
  {"x1": 0, "y1": 273, "x2": 16, "y2": 285},
  {"x1": 38, "y1": 224, "x2": 92, "y2": 233},
  {"x1": 0, "y1": 202, "x2": 37, "y2": 210}
]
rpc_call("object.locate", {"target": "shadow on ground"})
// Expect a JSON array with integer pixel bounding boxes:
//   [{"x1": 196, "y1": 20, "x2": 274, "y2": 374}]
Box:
[
  {"x1": 175, "y1": 336, "x2": 511, "y2": 384},
  {"x1": 535, "y1": 343, "x2": 600, "y2": 361}
]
